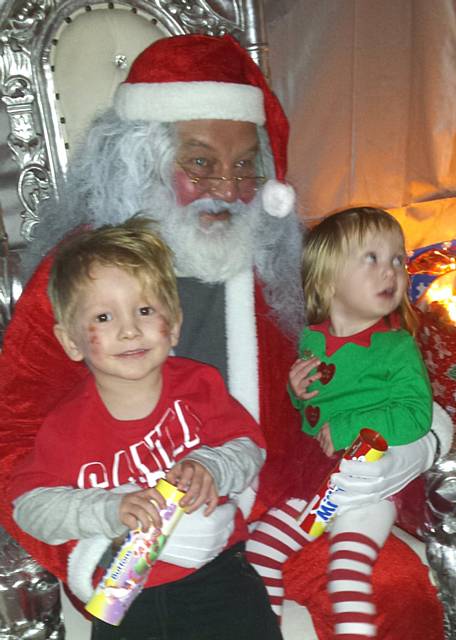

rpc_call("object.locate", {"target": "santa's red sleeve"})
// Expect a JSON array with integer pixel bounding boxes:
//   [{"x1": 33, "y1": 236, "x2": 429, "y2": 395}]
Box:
[{"x1": 0, "y1": 253, "x2": 87, "y2": 583}]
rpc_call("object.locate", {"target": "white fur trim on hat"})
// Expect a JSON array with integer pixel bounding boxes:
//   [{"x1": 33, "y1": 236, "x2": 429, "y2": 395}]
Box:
[
  {"x1": 261, "y1": 179, "x2": 296, "y2": 218},
  {"x1": 114, "y1": 81, "x2": 265, "y2": 124}
]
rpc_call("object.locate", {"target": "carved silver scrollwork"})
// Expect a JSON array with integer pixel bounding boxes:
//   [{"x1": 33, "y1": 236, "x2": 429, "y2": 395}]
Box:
[
  {"x1": 0, "y1": 526, "x2": 64, "y2": 638},
  {"x1": 0, "y1": 0, "x2": 53, "y2": 241},
  {"x1": 17, "y1": 163, "x2": 51, "y2": 238},
  {"x1": 0, "y1": 205, "x2": 12, "y2": 341},
  {"x1": 3, "y1": 0, "x2": 50, "y2": 40},
  {"x1": 155, "y1": 0, "x2": 242, "y2": 36}
]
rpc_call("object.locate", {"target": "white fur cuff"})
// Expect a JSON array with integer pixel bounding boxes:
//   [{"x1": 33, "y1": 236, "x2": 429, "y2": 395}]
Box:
[
  {"x1": 431, "y1": 401, "x2": 454, "y2": 459},
  {"x1": 67, "y1": 535, "x2": 111, "y2": 603}
]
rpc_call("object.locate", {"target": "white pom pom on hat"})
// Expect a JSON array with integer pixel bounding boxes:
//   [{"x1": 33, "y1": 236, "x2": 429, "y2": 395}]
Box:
[
  {"x1": 261, "y1": 179, "x2": 296, "y2": 218},
  {"x1": 114, "y1": 34, "x2": 295, "y2": 217}
]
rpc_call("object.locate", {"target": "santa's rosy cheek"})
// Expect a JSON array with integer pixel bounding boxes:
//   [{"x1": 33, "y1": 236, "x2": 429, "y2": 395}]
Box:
[
  {"x1": 173, "y1": 170, "x2": 201, "y2": 206},
  {"x1": 239, "y1": 190, "x2": 255, "y2": 204}
]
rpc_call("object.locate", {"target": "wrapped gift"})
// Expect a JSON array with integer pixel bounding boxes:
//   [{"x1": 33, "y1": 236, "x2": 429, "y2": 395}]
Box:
[
  {"x1": 408, "y1": 241, "x2": 456, "y2": 428},
  {"x1": 408, "y1": 240, "x2": 456, "y2": 304}
]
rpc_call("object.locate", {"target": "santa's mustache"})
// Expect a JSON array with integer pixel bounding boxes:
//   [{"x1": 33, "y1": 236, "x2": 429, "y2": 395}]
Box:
[{"x1": 182, "y1": 196, "x2": 254, "y2": 220}]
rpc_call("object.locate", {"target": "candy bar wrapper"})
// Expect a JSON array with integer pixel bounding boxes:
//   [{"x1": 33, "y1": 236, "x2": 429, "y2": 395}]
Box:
[
  {"x1": 297, "y1": 428, "x2": 388, "y2": 539},
  {"x1": 85, "y1": 479, "x2": 185, "y2": 626}
]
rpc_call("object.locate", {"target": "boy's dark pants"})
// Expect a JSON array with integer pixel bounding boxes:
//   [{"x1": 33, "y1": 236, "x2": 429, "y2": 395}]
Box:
[{"x1": 90, "y1": 543, "x2": 283, "y2": 640}]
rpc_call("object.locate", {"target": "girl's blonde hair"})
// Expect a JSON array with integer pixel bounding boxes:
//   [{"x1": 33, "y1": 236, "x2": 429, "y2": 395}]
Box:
[
  {"x1": 48, "y1": 215, "x2": 181, "y2": 329},
  {"x1": 302, "y1": 207, "x2": 417, "y2": 333}
]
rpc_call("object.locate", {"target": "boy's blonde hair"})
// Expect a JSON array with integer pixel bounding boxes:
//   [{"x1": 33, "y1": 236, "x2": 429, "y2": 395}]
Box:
[
  {"x1": 48, "y1": 216, "x2": 181, "y2": 328},
  {"x1": 302, "y1": 207, "x2": 417, "y2": 333}
]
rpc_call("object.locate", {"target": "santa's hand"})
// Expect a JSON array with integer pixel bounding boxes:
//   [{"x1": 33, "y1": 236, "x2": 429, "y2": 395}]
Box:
[
  {"x1": 331, "y1": 412, "x2": 451, "y2": 511},
  {"x1": 159, "y1": 502, "x2": 236, "y2": 568}
]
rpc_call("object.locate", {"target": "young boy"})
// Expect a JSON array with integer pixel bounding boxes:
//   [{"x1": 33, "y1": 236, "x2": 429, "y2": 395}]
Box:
[{"x1": 10, "y1": 217, "x2": 282, "y2": 640}]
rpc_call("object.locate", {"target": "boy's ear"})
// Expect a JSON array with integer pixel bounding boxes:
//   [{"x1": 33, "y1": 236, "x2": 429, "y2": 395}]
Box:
[
  {"x1": 53, "y1": 324, "x2": 84, "y2": 362},
  {"x1": 170, "y1": 312, "x2": 183, "y2": 348}
]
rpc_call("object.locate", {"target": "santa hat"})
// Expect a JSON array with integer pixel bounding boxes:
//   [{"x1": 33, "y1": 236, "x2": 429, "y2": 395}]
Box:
[{"x1": 114, "y1": 34, "x2": 295, "y2": 218}]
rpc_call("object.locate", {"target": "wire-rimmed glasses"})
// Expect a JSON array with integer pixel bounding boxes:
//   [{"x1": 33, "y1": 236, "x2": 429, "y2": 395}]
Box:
[{"x1": 176, "y1": 162, "x2": 267, "y2": 198}]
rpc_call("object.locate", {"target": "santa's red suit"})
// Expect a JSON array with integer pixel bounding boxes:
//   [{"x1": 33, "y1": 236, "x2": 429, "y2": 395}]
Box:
[{"x1": 0, "y1": 249, "x2": 444, "y2": 640}]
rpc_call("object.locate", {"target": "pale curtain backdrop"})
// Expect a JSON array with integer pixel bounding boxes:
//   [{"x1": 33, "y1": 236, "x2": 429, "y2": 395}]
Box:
[{"x1": 265, "y1": 0, "x2": 456, "y2": 251}]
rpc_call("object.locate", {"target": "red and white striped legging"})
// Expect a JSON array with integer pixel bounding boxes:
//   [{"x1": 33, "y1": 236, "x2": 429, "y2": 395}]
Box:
[{"x1": 246, "y1": 498, "x2": 396, "y2": 638}]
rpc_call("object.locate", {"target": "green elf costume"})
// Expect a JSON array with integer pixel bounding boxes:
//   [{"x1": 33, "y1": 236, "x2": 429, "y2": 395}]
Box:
[{"x1": 290, "y1": 316, "x2": 432, "y2": 449}]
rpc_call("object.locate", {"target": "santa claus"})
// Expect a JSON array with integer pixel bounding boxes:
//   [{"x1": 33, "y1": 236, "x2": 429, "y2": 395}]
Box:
[{"x1": 0, "y1": 33, "x2": 450, "y2": 639}]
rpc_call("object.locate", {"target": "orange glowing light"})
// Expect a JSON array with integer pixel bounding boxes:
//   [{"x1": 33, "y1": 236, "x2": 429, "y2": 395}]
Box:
[{"x1": 421, "y1": 272, "x2": 456, "y2": 324}]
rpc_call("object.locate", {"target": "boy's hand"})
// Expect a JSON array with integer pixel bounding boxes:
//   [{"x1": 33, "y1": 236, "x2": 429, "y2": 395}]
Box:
[
  {"x1": 289, "y1": 356, "x2": 322, "y2": 399},
  {"x1": 316, "y1": 422, "x2": 335, "y2": 456},
  {"x1": 119, "y1": 487, "x2": 166, "y2": 532},
  {"x1": 166, "y1": 460, "x2": 218, "y2": 516}
]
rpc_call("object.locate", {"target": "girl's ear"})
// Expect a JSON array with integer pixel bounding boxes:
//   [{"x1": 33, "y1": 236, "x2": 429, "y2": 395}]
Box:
[
  {"x1": 331, "y1": 283, "x2": 336, "y2": 296},
  {"x1": 53, "y1": 324, "x2": 84, "y2": 362},
  {"x1": 328, "y1": 281, "x2": 336, "y2": 299}
]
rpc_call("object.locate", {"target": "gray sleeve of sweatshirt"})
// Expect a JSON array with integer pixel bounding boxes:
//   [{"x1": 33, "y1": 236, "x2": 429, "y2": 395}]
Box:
[
  {"x1": 183, "y1": 437, "x2": 265, "y2": 496},
  {"x1": 12, "y1": 437, "x2": 265, "y2": 545},
  {"x1": 12, "y1": 485, "x2": 134, "y2": 545}
]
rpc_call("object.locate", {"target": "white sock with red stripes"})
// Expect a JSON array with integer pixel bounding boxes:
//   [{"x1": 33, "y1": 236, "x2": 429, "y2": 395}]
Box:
[
  {"x1": 328, "y1": 531, "x2": 379, "y2": 638},
  {"x1": 246, "y1": 498, "x2": 312, "y2": 618},
  {"x1": 327, "y1": 500, "x2": 396, "y2": 639}
]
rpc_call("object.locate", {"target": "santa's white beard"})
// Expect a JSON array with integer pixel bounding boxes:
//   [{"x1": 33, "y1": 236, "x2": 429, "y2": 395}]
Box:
[{"x1": 155, "y1": 194, "x2": 261, "y2": 283}]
